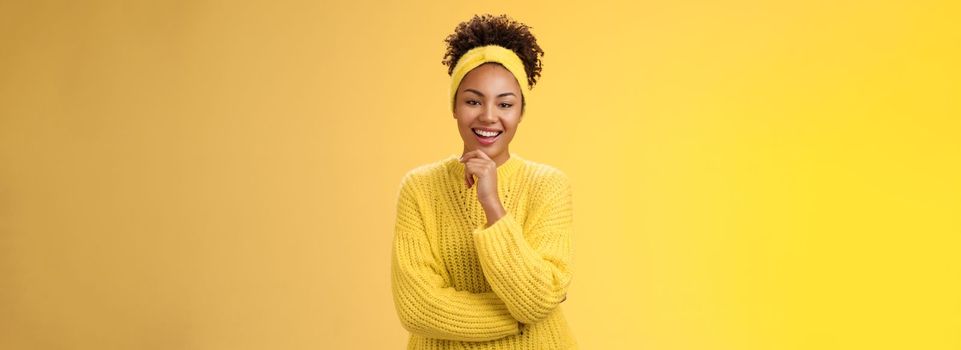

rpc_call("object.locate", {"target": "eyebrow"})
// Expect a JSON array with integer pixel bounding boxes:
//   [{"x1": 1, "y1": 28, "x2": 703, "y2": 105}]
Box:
[{"x1": 464, "y1": 88, "x2": 516, "y2": 98}]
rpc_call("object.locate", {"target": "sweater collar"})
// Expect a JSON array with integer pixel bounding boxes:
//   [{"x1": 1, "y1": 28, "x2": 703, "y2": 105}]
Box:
[{"x1": 447, "y1": 152, "x2": 525, "y2": 181}]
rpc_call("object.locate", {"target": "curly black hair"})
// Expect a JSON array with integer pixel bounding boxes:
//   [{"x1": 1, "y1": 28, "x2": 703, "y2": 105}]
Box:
[{"x1": 442, "y1": 14, "x2": 544, "y2": 91}]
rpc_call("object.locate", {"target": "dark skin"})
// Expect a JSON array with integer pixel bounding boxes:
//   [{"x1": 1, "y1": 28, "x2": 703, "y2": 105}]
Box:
[
  {"x1": 453, "y1": 62, "x2": 567, "y2": 305},
  {"x1": 453, "y1": 62, "x2": 524, "y2": 228}
]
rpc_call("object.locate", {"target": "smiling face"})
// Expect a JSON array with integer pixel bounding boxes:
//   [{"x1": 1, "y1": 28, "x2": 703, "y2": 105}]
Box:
[{"x1": 453, "y1": 62, "x2": 524, "y2": 166}]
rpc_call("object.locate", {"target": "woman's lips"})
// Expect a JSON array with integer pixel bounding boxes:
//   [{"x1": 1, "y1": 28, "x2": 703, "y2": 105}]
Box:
[{"x1": 474, "y1": 131, "x2": 502, "y2": 146}]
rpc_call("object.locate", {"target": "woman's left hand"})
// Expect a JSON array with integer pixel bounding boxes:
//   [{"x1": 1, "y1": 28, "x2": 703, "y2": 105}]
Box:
[
  {"x1": 460, "y1": 150, "x2": 499, "y2": 202},
  {"x1": 460, "y1": 150, "x2": 506, "y2": 225}
]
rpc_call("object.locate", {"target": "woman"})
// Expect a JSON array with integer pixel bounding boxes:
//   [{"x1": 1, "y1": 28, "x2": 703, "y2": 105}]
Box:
[{"x1": 390, "y1": 14, "x2": 577, "y2": 349}]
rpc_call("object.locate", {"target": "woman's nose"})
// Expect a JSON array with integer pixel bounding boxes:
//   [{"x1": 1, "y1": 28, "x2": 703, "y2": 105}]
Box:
[{"x1": 479, "y1": 106, "x2": 497, "y2": 122}]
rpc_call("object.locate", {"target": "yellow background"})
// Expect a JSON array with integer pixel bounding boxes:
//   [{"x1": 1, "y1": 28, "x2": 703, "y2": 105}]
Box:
[{"x1": 1, "y1": 1, "x2": 959, "y2": 349}]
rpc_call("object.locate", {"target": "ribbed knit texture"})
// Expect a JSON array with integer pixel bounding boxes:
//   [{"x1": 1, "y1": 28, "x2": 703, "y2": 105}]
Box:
[{"x1": 391, "y1": 153, "x2": 577, "y2": 349}]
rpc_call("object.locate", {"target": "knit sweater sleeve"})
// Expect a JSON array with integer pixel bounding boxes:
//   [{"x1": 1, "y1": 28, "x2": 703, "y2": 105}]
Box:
[
  {"x1": 390, "y1": 172, "x2": 521, "y2": 342},
  {"x1": 472, "y1": 169, "x2": 574, "y2": 324}
]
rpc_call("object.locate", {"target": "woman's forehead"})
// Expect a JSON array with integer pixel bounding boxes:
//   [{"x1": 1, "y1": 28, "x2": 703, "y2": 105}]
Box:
[{"x1": 460, "y1": 63, "x2": 521, "y2": 94}]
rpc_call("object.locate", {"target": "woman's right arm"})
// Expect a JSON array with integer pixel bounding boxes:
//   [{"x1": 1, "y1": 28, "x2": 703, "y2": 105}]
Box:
[{"x1": 390, "y1": 172, "x2": 521, "y2": 342}]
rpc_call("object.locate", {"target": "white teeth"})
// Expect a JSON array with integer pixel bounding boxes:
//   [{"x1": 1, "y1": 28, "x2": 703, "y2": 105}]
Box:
[{"x1": 473, "y1": 129, "x2": 501, "y2": 137}]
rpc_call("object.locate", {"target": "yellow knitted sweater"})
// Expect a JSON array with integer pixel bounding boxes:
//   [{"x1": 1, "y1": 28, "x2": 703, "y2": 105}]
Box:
[{"x1": 390, "y1": 153, "x2": 577, "y2": 349}]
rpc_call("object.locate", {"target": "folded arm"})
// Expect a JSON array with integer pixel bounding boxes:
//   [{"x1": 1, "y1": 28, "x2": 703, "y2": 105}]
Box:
[
  {"x1": 472, "y1": 170, "x2": 574, "y2": 324},
  {"x1": 390, "y1": 173, "x2": 520, "y2": 341}
]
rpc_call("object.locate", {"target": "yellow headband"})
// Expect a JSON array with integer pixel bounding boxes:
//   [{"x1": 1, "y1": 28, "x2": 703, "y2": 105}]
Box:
[{"x1": 449, "y1": 44, "x2": 530, "y2": 112}]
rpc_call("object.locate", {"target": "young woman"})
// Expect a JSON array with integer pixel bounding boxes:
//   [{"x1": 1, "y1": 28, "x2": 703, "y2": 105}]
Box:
[{"x1": 390, "y1": 14, "x2": 577, "y2": 349}]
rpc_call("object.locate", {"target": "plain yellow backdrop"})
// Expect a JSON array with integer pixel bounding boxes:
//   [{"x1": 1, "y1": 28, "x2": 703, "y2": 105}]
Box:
[{"x1": 1, "y1": 1, "x2": 959, "y2": 349}]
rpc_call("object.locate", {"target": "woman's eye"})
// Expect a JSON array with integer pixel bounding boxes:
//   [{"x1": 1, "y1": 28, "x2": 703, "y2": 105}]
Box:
[
  {"x1": 500, "y1": 103, "x2": 513, "y2": 108},
  {"x1": 467, "y1": 100, "x2": 479, "y2": 105}
]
